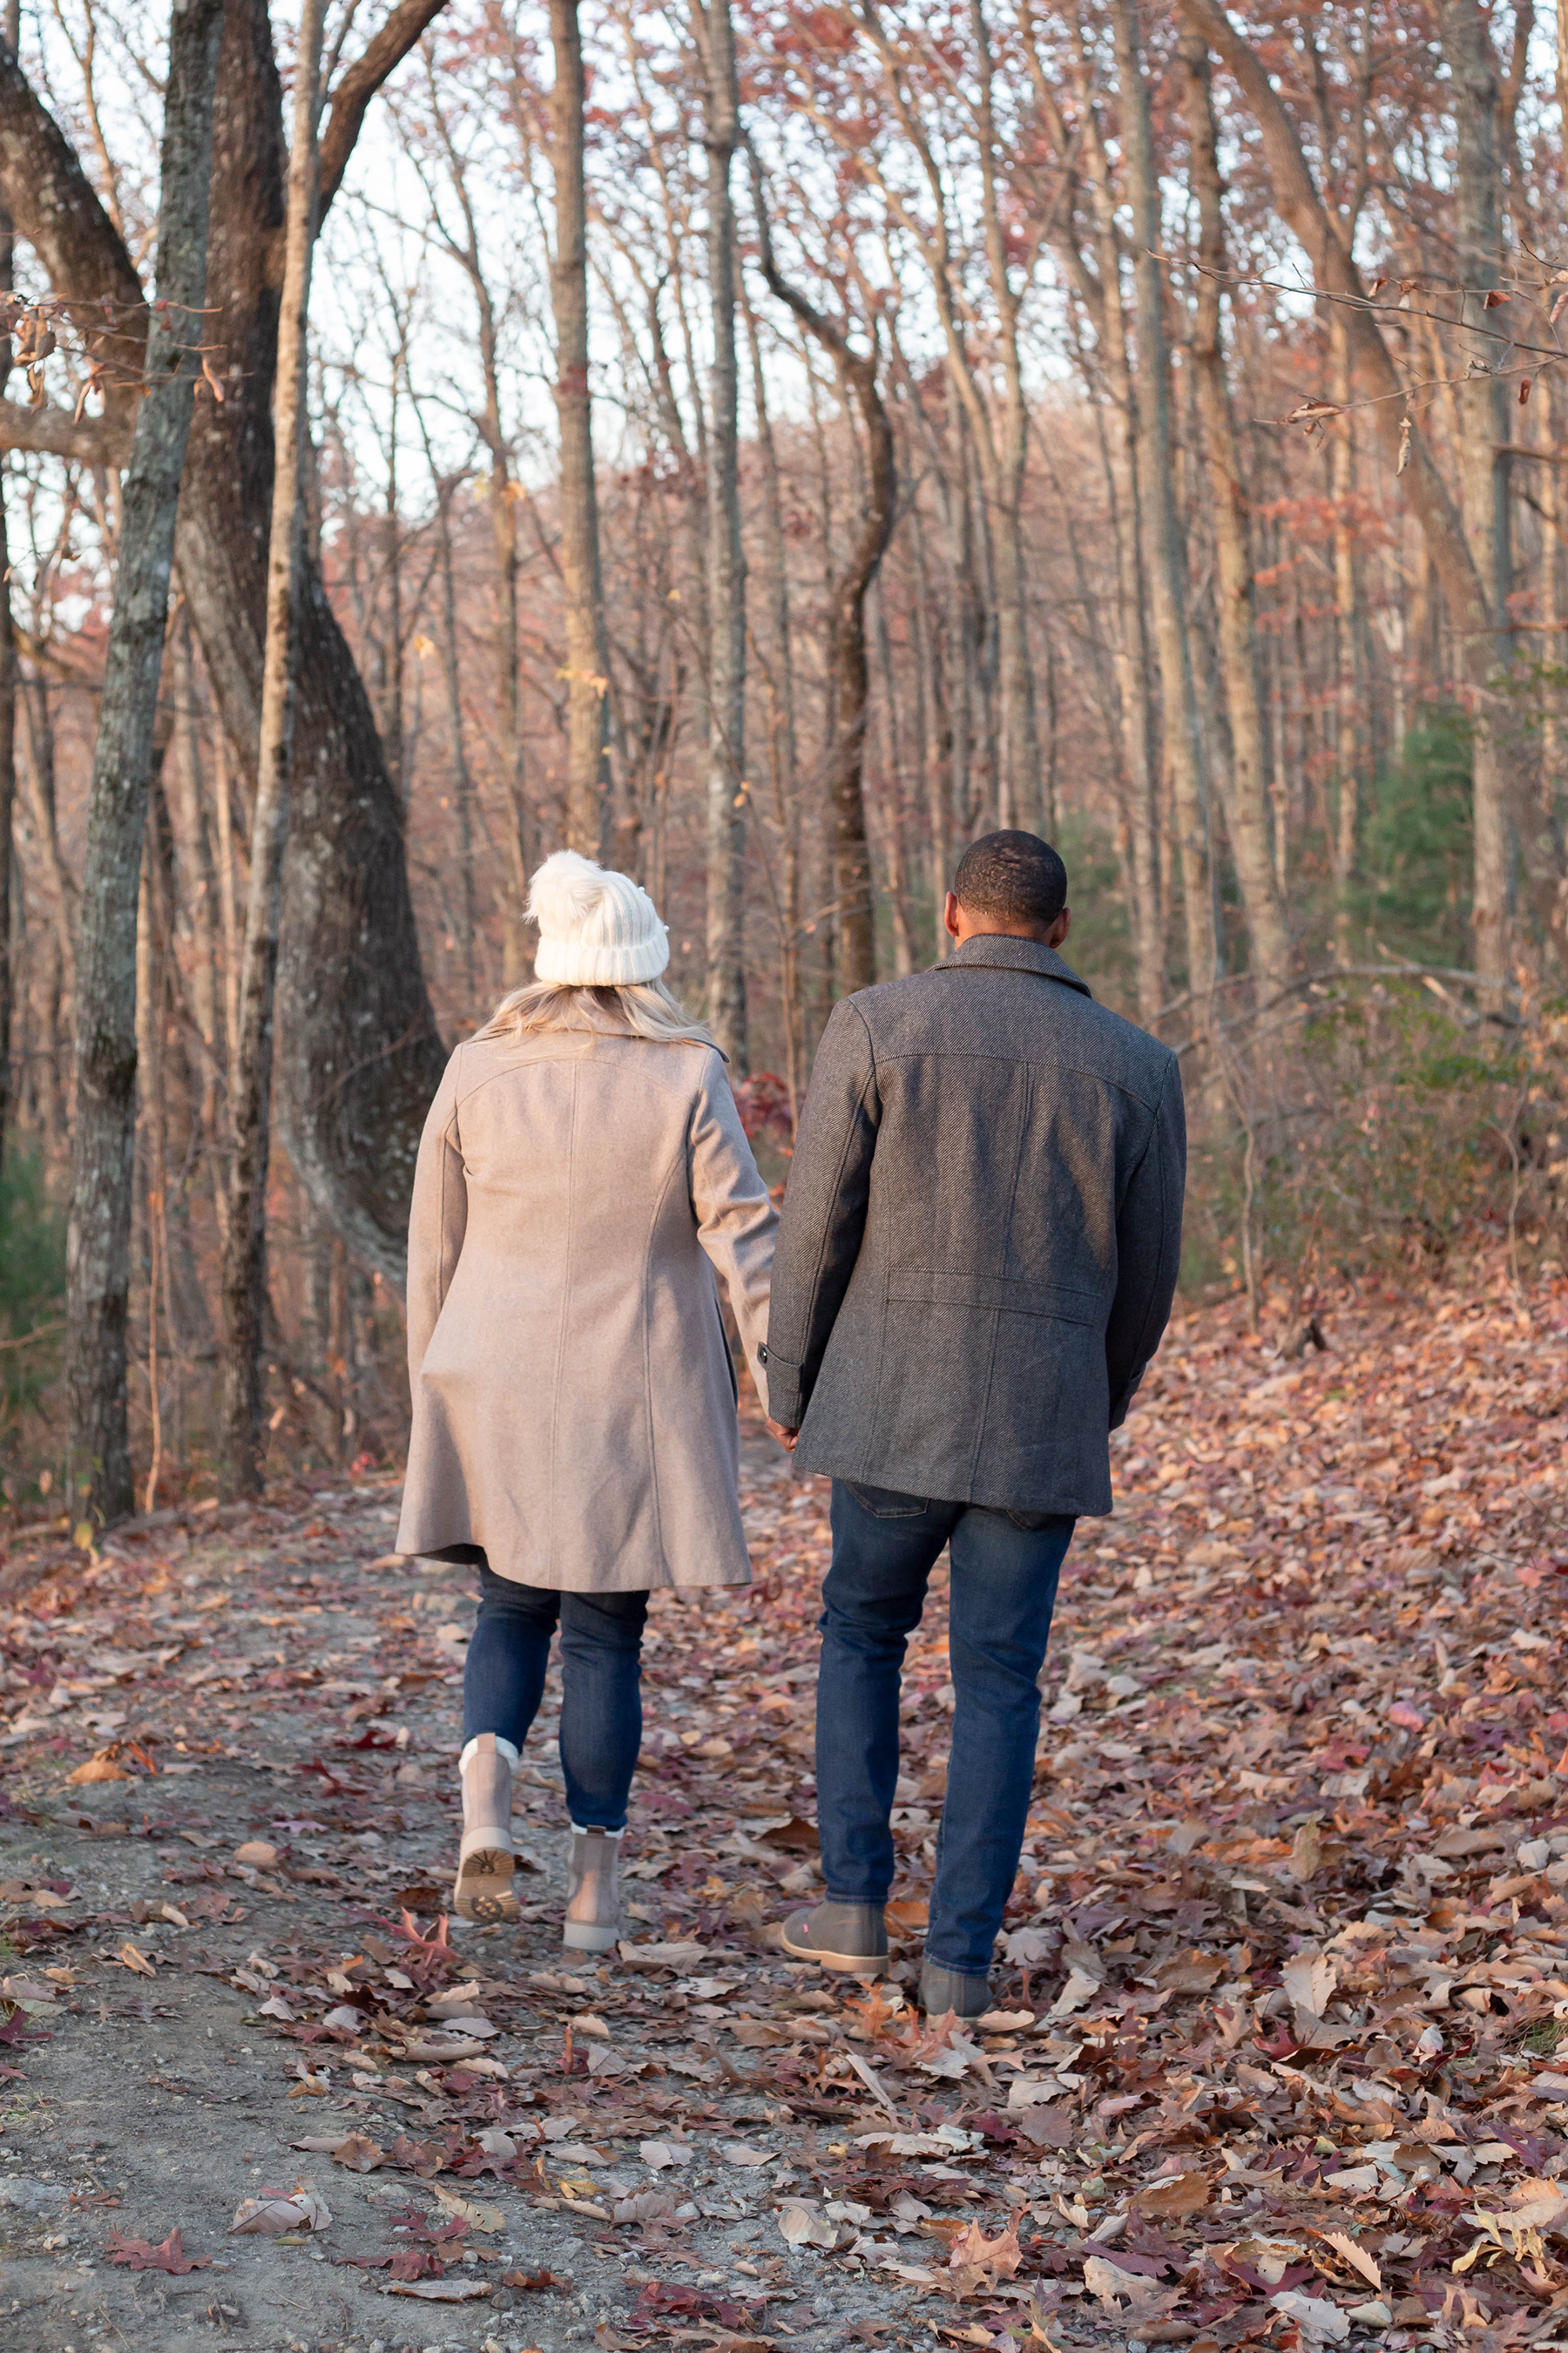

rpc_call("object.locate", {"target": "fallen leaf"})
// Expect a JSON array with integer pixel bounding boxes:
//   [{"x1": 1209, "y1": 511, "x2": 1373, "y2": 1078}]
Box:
[
  {"x1": 105, "y1": 2227, "x2": 209, "y2": 2274},
  {"x1": 760, "y1": 1816, "x2": 819, "y2": 1851},
  {"x1": 329, "y1": 2133, "x2": 385, "y2": 2173},
  {"x1": 384, "y1": 2276, "x2": 493, "y2": 2300},
  {"x1": 233, "y1": 1840, "x2": 279, "y2": 1868},
  {"x1": 948, "y1": 2212, "x2": 1022, "y2": 2295},
  {"x1": 116, "y1": 1941, "x2": 156, "y2": 1978},
  {"x1": 612, "y1": 2189, "x2": 678, "y2": 2224},
  {"x1": 1313, "y1": 2229, "x2": 1382, "y2": 2291},
  {"x1": 1134, "y1": 2171, "x2": 1211, "y2": 2220},
  {"x1": 1281, "y1": 1951, "x2": 1337, "y2": 2020},
  {"x1": 230, "y1": 2184, "x2": 331, "y2": 2235},
  {"x1": 431, "y1": 2183, "x2": 504, "y2": 2232},
  {"x1": 1270, "y1": 2289, "x2": 1349, "y2": 2344},
  {"x1": 778, "y1": 2200, "x2": 836, "y2": 2248},
  {"x1": 67, "y1": 1747, "x2": 133, "y2": 1785},
  {"x1": 1047, "y1": 1965, "x2": 1101, "y2": 2019},
  {"x1": 1152, "y1": 1949, "x2": 1224, "y2": 1995},
  {"x1": 1084, "y1": 2252, "x2": 1167, "y2": 2314}
]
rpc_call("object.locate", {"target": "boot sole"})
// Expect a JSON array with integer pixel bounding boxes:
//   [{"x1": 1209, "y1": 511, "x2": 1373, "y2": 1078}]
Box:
[
  {"x1": 452, "y1": 1849, "x2": 519, "y2": 1924},
  {"x1": 563, "y1": 1919, "x2": 619, "y2": 1952},
  {"x1": 780, "y1": 1922, "x2": 887, "y2": 1972}
]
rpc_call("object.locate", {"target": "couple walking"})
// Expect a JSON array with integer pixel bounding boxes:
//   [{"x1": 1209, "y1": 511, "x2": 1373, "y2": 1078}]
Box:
[{"x1": 395, "y1": 830, "x2": 1185, "y2": 2019}]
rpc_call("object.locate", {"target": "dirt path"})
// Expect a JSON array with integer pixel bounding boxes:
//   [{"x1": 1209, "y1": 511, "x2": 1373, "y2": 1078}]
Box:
[{"x1": 3, "y1": 1261, "x2": 1568, "y2": 2353}]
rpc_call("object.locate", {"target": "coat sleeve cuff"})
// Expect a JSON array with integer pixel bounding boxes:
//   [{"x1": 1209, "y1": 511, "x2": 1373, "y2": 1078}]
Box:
[{"x1": 759, "y1": 1343, "x2": 806, "y2": 1427}]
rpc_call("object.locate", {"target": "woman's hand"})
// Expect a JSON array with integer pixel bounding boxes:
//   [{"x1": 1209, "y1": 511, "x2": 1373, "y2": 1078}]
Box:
[{"x1": 765, "y1": 1417, "x2": 800, "y2": 1453}]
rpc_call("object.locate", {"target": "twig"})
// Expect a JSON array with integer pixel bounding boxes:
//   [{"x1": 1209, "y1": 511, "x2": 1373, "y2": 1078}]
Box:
[{"x1": 0, "y1": 1318, "x2": 64, "y2": 1352}]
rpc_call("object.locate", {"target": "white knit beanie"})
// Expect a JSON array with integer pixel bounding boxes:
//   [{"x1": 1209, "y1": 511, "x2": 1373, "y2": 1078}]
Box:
[{"x1": 527, "y1": 849, "x2": 670, "y2": 987}]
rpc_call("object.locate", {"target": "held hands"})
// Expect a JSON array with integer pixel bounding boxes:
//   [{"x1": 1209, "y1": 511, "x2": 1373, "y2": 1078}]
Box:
[{"x1": 765, "y1": 1417, "x2": 800, "y2": 1453}]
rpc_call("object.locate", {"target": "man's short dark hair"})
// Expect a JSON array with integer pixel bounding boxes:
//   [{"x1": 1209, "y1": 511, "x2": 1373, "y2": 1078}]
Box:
[{"x1": 951, "y1": 830, "x2": 1068, "y2": 928}]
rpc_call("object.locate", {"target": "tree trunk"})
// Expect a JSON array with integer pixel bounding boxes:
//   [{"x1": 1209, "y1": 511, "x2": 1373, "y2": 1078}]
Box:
[
  {"x1": 430, "y1": 467, "x2": 476, "y2": 997},
  {"x1": 218, "y1": 0, "x2": 322, "y2": 1499},
  {"x1": 755, "y1": 172, "x2": 896, "y2": 999},
  {"x1": 697, "y1": 0, "x2": 747, "y2": 1067},
  {"x1": 1051, "y1": 44, "x2": 1165, "y2": 1020},
  {"x1": 0, "y1": 0, "x2": 16, "y2": 1191},
  {"x1": 548, "y1": 0, "x2": 615, "y2": 862},
  {"x1": 1114, "y1": 0, "x2": 1216, "y2": 1023},
  {"x1": 742, "y1": 279, "x2": 802, "y2": 1106},
  {"x1": 1328, "y1": 314, "x2": 1362, "y2": 964},
  {"x1": 65, "y1": 0, "x2": 224, "y2": 1525},
  {"x1": 1433, "y1": 0, "x2": 1512, "y2": 1003},
  {"x1": 170, "y1": 605, "x2": 221, "y2": 1127},
  {"x1": 1180, "y1": 27, "x2": 1290, "y2": 997}
]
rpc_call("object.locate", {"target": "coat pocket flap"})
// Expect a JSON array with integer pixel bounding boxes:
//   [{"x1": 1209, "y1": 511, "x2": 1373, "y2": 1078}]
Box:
[{"x1": 885, "y1": 1269, "x2": 1103, "y2": 1324}]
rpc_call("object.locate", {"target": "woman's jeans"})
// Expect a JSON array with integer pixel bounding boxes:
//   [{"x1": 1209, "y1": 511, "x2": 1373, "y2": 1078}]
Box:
[
  {"x1": 463, "y1": 1560, "x2": 648, "y2": 1830},
  {"x1": 816, "y1": 1480, "x2": 1075, "y2": 1976}
]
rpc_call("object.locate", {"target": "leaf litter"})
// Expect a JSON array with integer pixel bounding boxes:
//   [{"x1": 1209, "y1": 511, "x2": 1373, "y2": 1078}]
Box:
[{"x1": 0, "y1": 1255, "x2": 1565, "y2": 2348}]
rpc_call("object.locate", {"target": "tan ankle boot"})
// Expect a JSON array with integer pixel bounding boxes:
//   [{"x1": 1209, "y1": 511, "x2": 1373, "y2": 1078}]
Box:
[
  {"x1": 453, "y1": 1734, "x2": 521, "y2": 1924},
  {"x1": 564, "y1": 1824, "x2": 623, "y2": 1952}
]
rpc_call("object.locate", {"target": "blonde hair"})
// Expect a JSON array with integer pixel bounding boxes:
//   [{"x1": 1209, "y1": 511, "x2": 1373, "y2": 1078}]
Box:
[{"x1": 476, "y1": 976, "x2": 717, "y2": 1050}]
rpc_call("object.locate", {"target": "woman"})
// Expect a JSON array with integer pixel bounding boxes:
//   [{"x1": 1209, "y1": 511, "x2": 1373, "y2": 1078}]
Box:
[{"x1": 396, "y1": 851, "x2": 776, "y2": 1946}]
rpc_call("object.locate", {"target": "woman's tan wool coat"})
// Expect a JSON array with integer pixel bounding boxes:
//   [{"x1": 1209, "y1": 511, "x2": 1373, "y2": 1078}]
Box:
[{"x1": 395, "y1": 1028, "x2": 777, "y2": 1592}]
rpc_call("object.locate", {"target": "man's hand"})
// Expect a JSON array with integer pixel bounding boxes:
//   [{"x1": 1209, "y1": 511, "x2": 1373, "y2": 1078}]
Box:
[{"x1": 765, "y1": 1417, "x2": 800, "y2": 1453}]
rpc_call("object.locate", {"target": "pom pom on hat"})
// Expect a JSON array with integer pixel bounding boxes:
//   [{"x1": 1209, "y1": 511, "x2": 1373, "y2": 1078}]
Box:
[{"x1": 527, "y1": 849, "x2": 670, "y2": 987}]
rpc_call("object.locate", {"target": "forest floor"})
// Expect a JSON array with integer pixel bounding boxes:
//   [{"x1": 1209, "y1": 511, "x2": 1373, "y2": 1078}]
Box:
[{"x1": 3, "y1": 1251, "x2": 1568, "y2": 2353}]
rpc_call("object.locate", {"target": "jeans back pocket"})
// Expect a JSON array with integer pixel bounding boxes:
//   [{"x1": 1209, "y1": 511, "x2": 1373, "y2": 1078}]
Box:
[{"x1": 847, "y1": 1481, "x2": 930, "y2": 1518}]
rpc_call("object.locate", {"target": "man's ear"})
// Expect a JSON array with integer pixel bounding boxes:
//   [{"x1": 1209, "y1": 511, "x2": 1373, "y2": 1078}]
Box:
[
  {"x1": 943, "y1": 890, "x2": 963, "y2": 941},
  {"x1": 1048, "y1": 907, "x2": 1071, "y2": 949}
]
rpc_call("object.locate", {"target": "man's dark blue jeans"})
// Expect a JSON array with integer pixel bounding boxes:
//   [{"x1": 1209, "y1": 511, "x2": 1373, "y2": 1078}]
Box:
[
  {"x1": 816, "y1": 1480, "x2": 1074, "y2": 1978},
  {"x1": 463, "y1": 1560, "x2": 648, "y2": 1830}
]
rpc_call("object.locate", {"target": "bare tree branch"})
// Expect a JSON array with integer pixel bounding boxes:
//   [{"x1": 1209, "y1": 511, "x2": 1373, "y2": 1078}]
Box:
[{"x1": 318, "y1": 0, "x2": 449, "y2": 220}]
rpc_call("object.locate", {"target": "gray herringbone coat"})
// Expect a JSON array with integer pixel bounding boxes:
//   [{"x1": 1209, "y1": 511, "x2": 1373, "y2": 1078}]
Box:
[
  {"x1": 396, "y1": 1029, "x2": 776, "y2": 1591},
  {"x1": 762, "y1": 936, "x2": 1185, "y2": 1514}
]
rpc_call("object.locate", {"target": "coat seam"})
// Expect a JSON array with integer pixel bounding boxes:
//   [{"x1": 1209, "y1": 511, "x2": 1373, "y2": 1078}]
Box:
[
  {"x1": 854, "y1": 1044, "x2": 1169, "y2": 1113},
  {"x1": 1112, "y1": 1058, "x2": 1178, "y2": 1410},
  {"x1": 645, "y1": 1126, "x2": 690, "y2": 1585},
  {"x1": 967, "y1": 1058, "x2": 1031, "y2": 1491},
  {"x1": 546, "y1": 1063, "x2": 579, "y2": 1585}
]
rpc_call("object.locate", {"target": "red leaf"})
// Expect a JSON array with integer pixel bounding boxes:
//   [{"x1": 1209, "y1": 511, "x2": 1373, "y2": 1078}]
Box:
[{"x1": 106, "y1": 2227, "x2": 210, "y2": 2275}]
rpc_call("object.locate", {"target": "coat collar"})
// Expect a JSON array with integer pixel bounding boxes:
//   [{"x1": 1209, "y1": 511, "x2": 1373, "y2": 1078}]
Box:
[{"x1": 938, "y1": 931, "x2": 1094, "y2": 999}]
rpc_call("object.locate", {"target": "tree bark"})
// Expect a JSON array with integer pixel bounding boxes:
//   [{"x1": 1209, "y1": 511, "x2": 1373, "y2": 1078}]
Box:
[
  {"x1": 548, "y1": 0, "x2": 615, "y2": 861},
  {"x1": 1179, "y1": 27, "x2": 1290, "y2": 997},
  {"x1": 696, "y1": 0, "x2": 747, "y2": 1068},
  {"x1": 65, "y1": 0, "x2": 224, "y2": 1525},
  {"x1": 1114, "y1": 0, "x2": 1216, "y2": 1024},
  {"x1": 219, "y1": 0, "x2": 323, "y2": 1498},
  {"x1": 170, "y1": 604, "x2": 220, "y2": 1128}
]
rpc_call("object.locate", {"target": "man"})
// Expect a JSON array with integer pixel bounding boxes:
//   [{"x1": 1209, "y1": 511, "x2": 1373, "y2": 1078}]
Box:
[{"x1": 761, "y1": 830, "x2": 1185, "y2": 2019}]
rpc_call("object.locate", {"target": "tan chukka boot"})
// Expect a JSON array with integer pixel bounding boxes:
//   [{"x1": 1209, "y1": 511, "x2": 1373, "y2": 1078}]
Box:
[
  {"x1": 453, "y1": 1733, "x2": 521, "y2": 1924},
  {"x1": 564, "y1": 1824, "x2": 624, "y2": 1952}
]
